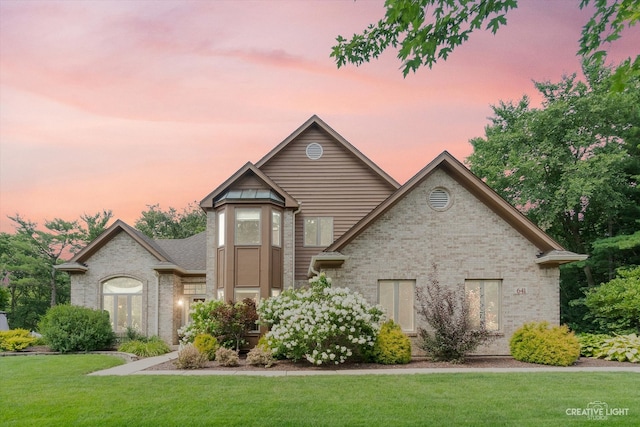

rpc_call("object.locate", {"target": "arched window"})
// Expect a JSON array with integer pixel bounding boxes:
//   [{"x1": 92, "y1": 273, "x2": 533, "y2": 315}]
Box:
[{"x1": 102, "y1": 277, "x2": 143, "y2": 332}]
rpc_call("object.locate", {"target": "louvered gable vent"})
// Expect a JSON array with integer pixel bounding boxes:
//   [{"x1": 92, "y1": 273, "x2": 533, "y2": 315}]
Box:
[
  {"x1": 306, "y1": 142, "x2": 323, "y2": 160},
  {"x1": 429, "y1": 188, "x2": 450, "y2": 209}
]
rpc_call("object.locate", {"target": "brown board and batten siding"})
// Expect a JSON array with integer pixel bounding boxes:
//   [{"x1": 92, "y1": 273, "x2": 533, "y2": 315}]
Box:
[{"x1": 258, "y1": 124, "x2": 398, "y2": 279}]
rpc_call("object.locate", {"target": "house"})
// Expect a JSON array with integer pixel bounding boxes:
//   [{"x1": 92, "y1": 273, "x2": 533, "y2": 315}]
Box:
[{"x1": 58, "y1": 116, "x2": 586, "y2": 354}]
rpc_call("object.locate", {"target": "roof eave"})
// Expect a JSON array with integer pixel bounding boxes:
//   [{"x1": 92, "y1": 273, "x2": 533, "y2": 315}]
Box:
[
  {"x1": 535, "y1": 252, "x2": 588, "y2": 266},
  {"x1": 308, "y1": 253, "x2": 348, "y2": 278},
  {"x1": 55, "y1": 262, "x2": 88, "y2": 273}
]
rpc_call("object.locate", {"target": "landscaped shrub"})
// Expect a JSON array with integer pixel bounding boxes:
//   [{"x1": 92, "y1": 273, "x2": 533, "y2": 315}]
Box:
[
  {"x1": 177, "y1": 299, "x2": 258, "y2": 351},
  {"x1": 215, "y1": 347, "x2": 239, "y2": 367},
  {"x1": 118, "y1": 336, "x2": 171, "y2": 357},
  {"x1": 246, "y1": 345, "x2": 275, "y2": 368},
  {"x1": 177, "y1": 299, "x2": 225, "y2": 344},
  {"x1": 38, "y1": 305, "x2": 115, "y2": 353},
  {"x1": 0, "y1": 329, "x2": 37, "y2": 351},
  {"x1": 584, "y1": 267, "x2": 640, "y2": 334},
  {"x1": 416, "y1": 266, "x2": 493, "y2": 363},
  {"x1": 372, "y1": 320, "x2": 412, "y2": 364},
  {"x1": 193, "y1": 334, "x2": 219, "y2": 361},
  {"x1": 510, "y1": 322, "x2": 580, "y2": 366},
  {"x1": 577, "y1": 333, "x2": 610, "y2": 357},
  {"x1": 595, "y1": 334, "x2": 640, "y2": 363},
  {"x1": 211, "y1": 298, "x2": 259, "y2": 351},
  {"x1": 258, "y1": 273, "x2": 383, "y2": 365},
  {"x1": 174, "y1": 344, "x2": 207, "y2": 369}
]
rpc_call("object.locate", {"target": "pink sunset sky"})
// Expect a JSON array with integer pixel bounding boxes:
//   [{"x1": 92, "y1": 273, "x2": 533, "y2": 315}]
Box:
[{"x1": 0, "y1": 0, "x2": 637, "y2": 234}]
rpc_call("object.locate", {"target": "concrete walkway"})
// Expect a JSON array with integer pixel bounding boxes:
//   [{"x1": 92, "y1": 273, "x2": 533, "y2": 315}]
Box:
[{"x1": 89, "y1": 352, "x2": 640, "y2": 376}]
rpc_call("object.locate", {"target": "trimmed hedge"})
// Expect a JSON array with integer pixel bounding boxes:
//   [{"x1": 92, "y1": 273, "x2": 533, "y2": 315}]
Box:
[
  {"x1": 38, "y1": 305, "x2": 115, "y2": 353},
  {"x1": 510, "y1": 321, "x2": 580, "y2": 366}
]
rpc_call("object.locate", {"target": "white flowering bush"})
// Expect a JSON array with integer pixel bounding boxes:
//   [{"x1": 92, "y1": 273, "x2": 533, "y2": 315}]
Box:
[{"x1": 258, "y1": 273, "x2": 383, "y2": 365}]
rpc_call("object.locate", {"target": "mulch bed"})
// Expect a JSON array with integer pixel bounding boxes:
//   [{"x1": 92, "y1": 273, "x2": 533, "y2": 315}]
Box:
[
  {"x1": 7, "y1": 346, "x2": 636, "y2": 371},
  {"x1": 144, "y1": 354, "x2": 637, "y2": 372}
]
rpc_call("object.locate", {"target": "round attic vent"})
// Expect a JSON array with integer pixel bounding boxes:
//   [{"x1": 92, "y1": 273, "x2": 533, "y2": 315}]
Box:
[
  {"x1": 306, "y1": 142, "x2": 323, "y2": 160},
  {"x1": 429, "y1": 188, "x2": 451, "y2": 210}
]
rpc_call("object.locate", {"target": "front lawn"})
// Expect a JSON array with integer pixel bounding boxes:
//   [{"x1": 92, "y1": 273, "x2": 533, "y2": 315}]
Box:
[{"x1": 1, "y1": 355, "x2": 638, "y2": 426}]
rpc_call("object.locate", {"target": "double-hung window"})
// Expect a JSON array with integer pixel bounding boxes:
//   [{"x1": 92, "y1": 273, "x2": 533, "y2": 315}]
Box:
[
  {"x1": 378, "y1": 280, "x2": 415, "y2": 332},
  {"x1": 304, "y1": 217, "x2": 333, "y2": 247},
  {"x1": 465, "y1": 279, "x2": 501, "y2": 331}
]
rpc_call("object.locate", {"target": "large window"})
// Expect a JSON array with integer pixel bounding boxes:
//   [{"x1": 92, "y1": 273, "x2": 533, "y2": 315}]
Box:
[
  {"x1": 378, "y1": 280, "x2": 415, "y2": 332},
  {"x1": 465, "y1": 280, "x2": 501, "y2": 331},
  {"x1": 235, "y1": 208, "x2": 261, "y2": 245},
  {"x1": 102, "y1": 277, "x2": 143, "y2": 333},
  {"x1": 272, "y1": 210, "x2": 281, "y2": 247},
  {"x1": 304, "y1": 217, "x2": 333, "y2": 247}
]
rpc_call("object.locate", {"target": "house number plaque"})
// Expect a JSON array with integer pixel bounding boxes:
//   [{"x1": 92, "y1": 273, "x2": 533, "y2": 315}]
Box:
[{"x1": 514, "y1": 287, "x2": 527, "y2": 295}]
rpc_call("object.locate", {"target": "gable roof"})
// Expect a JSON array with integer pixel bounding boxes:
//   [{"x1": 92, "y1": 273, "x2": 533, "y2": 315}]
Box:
[
  {"x1": 255, "y1": 115, "x2": 400, "y2": 190},
  {"x1": 326, "y1": 151, "x2": 585, "y2": 263},
  {"x1": 200, "y1": 162, "x2": 299, "y2": 209},
  {"x1": 57, "y1": 219, "x2": 206, "y2": 274}
]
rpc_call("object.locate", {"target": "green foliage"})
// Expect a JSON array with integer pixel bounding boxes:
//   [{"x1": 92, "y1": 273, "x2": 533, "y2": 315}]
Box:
[
  {"x1": 0, "y1": 211, "x2": 111, "y2": 330},
  {"x1": 577, "y1": 333, "x2": 610, "y2": 357},
  {"x1": 373, "y1": 320, "x2": 412, "y2": 365},
  {"x1": 215, "y1": 347, "x2": 239, "y2": 367},
  {"x1": 331, "y1": 0, "x2": 517, "y2": 77},
  {"x1": 0, "y1": 286, "x2": 9, "y2": 311},
  {"x1": 193, "y1": 334, "x2": 219, "y2": 361},
  {"x1": 332, "y1": 0, "x2": 639, "y2": 85},
  {"x1": 416, "y1": 267, "x2": 493, "y2": 363},
  {"x1": 258, "y1": 273, "x2": 384, "y2": 365},
  {"x1": 178, "y1": 299, "x2": 225, "y2": 343},
  {"x1": 175, "y1": 343, "x2": 207, "y2": 369},
  {"x1": 510, "y1": 322, "x2": 581, "y2": 366},
  {"x1": 0, "y1": 328, "x2": 37, "y2": 351},
  {"x1": 584, "y1": 266, "x2": 640, "y2": 334},
  {"x1": 246, "y1": 345, "x2": 275, "y2": 368},
  {"x1": 38, "y1": 305, "x2": 115, "y2": 353},
  {"x1": 178, "y1": 298, "x2": 258, "y2": 351},
  {"x1": 468, "y1": 62, "x2": 640, "y2": 332},
  {"x1": 117, "y1": 336, "x2": 171, "y2": 357},
  {"x1": 135, "y1": 202, "x2": 206, "y2": 239},
  {"x1": 595, "y1": 334, "x2": 640, "y2": 363}
]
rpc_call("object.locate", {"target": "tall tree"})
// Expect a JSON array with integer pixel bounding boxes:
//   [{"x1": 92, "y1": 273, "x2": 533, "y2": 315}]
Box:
[
  {"x1": 466, "y1": 62, "x2": 639, "y2": 329},
  {"x1": 135, "y1": 203, "x2": 206, "y2": 239},
  {"x1": 0, "y1": 211, "x2": 112, "y2": 329},
  {"x1": 9, "y1": 216, "x2": 86, "y2": 307},
  {"x1": 332, "y1": 0, "x2": 639, "y2": 82}
]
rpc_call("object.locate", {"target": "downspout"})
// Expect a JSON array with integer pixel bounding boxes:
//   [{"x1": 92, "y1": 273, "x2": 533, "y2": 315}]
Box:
[
  {"x1": 292, "y1": 203, "x2": 302, "y2": 290},
  {"x1": 154, "y1": 271, "x2": 160, "y2": 336}
]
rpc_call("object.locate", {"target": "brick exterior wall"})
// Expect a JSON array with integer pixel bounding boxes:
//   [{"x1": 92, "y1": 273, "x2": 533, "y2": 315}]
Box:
[{"x1": 324, "y1": 169, "x2": 560, "y2": 355}]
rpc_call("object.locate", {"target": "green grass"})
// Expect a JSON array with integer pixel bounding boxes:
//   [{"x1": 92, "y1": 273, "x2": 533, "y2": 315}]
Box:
[{"x1": 1, "y1": 355, "x2": 638, "y2": 426}]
